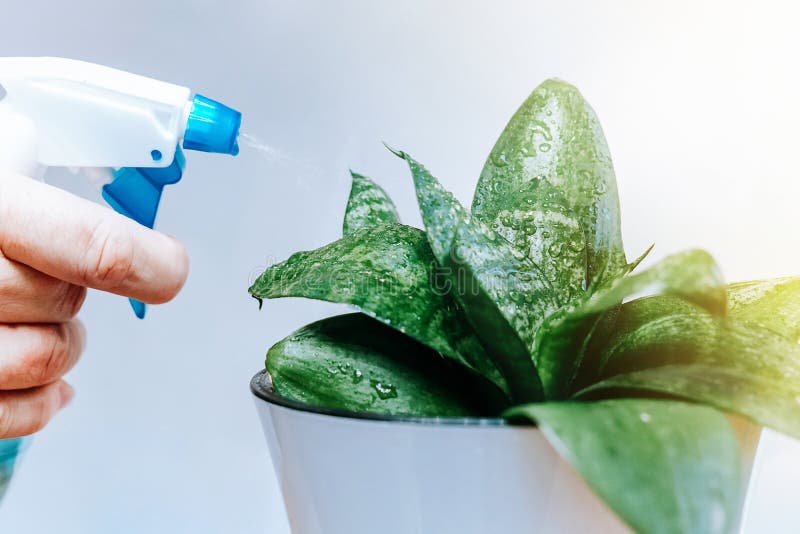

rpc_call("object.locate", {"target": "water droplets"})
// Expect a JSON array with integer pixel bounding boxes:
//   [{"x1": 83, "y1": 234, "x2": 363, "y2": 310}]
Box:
[
  {"x1": 490, "y1": 151, "x2": 509, "y2": 168},
  {"x1": 516, "y1": 271, "x2": 535, "y2": 282},
  {"x1": 371, "y1": 380, "x2": 398, "y2": 400},
  {"x1": 483, "y1": 229, "x2": 497, "y2": 242},
  {"x1": 352, "y1": 369, "x2": 364, "y2": 384},
  {"x1": 548, "y1": 242, "x2": 564, "y2": 258},
  {"x1": 326, "y1": 360, "x2": 358, "y2": 379},
  {"x1": 567, "y1": 239, "x2": 585, "y2": 253},
  {"x1": 529, "y1": 120, "x2": 553, "y2": 142}
]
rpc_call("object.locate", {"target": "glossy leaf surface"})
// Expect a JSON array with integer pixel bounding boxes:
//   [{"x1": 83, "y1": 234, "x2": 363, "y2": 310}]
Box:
[
  {"x1": 577, "y1": 295, "x2": 800, "y2": 438},
  {"x1": 473, "y1": 79, "x2": 625, "y2": 287},
  {"x1": 534, "y1": 249, "x2": 726, "y2": 398},
  {"x1": 397, "y1": 150, "x2": 559, "y2": 350},
  {"x1": 268, "y1": 314, "x2": 508, "y2": 417},
  {"x1": 343, "y1": 171, "x2": 400, "y2": 235},
  {"x1": 249, "y1": 223, "x2": 507, "y2": 393},
  {"x1": 506, "y1": 399, "x2": 742, "y2": 534}
]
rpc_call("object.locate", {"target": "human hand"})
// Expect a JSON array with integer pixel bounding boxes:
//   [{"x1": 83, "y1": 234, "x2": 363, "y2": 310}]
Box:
[{"x1": 0, "y1": 172, "x2": 188, "y2": 438}]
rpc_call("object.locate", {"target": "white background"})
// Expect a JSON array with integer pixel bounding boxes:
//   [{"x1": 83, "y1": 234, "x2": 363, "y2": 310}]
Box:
[{"x1": 1, "y1": 0, "x2": 799, "y2": 532}]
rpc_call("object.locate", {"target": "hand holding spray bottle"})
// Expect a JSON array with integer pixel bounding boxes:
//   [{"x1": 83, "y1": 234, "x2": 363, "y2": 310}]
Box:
[
  {"x1": 0, "y1": 56, "x2": 243, "y2": 317},
  {"x1": 0, "y1": 56, "x2": 243, "y2": 498}
]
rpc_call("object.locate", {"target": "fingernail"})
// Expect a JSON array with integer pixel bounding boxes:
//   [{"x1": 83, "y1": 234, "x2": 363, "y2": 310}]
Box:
[{"x1": 58, "y1": 382, "x2": 74, "y2": 409}]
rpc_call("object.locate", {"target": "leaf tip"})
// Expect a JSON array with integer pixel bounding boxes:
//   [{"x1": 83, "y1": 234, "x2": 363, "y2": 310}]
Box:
[
  {"x1": 348, "y1": 168, "x2": 362, "y2": 183},
  {"x1": 626, "y1": 243, "x2": 656, "y2": 274},
  {"x1": 538, "y1": 77, "x2": 581, "y2": 95},
  {"x1": 382, "y1": 141, "x2": 405, "y2": 159}
]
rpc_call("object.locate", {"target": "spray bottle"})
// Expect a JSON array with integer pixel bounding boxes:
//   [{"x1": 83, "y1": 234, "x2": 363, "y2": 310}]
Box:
[
  {"x1": 0, "y1": 57, "x2": 242, "y2": 494},
  {"x1": 0, "y1": 56, "x2": 242, "y2": 318}
]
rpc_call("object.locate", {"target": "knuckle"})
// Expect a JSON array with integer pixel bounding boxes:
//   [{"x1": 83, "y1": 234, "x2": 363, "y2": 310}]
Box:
[
  {"x1": 0, "y1": 401, "x2": 15, "y2": 438},
  {"x1": 55, "y1": 284, "x2": 86, "y2": 319},
  {"x1": 26, "y1": 396, "x2": 53, "y2": 435},
  {"x1": 82, "y1": 221, "x2": 135, "y2": 290},
  {"x1": 0, "y1": 394, "x2": 50, "y2": 438},
  {"x1": 26, "y1": 327, "x2": 69, "y2": 385}
]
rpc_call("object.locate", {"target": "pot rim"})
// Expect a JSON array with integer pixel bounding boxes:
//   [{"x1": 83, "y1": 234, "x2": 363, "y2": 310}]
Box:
[{"x1": 250, "y1": 370, "x2": 532, "y2": 427}]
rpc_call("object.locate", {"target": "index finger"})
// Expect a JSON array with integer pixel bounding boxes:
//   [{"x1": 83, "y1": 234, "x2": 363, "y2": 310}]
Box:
[{"x1": 0, "y1": 172, "x2": 188, "y2": 304}]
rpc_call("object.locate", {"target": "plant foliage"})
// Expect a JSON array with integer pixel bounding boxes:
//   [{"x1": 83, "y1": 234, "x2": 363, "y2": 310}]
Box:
[{"x1": 250, "y1": 80, "x2": 799, "y2": 533}]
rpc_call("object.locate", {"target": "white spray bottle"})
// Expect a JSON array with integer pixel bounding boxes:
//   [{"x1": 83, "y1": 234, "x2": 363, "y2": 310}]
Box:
[{"x1": 0, "y1": 57, "x2": 242, "y2": 318}]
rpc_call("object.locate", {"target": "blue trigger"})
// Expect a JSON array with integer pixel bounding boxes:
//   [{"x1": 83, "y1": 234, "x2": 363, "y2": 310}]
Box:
[
  {"x1": 101, "y1": 146, "x2": 186, "y2": 319},
  {"x1": 102, "y1": 147, "x2": 185, "y2": 228},
  {"x1": 129, "y1": 299, "x2": 147, "y2": 319}
]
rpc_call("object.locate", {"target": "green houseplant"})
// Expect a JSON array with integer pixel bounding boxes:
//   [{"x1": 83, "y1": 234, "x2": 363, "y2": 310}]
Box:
[{"x1": 250, "y1": 79, "x2": 800, "y2": 533}]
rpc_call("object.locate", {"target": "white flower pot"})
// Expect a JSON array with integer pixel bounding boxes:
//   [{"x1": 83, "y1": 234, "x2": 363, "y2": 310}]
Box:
[{"x1": 251, "y1": 371, "x2": 761, "y2": 534}]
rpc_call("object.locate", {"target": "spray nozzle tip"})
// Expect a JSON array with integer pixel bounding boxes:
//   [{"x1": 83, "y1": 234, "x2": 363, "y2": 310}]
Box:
[{"x1": 183, "y1": 94, "x2": 241, "y2": 156}]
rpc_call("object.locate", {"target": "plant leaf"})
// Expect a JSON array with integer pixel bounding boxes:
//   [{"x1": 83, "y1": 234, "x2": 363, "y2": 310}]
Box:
[
  {"x1": 575, "y1": 295, "x2": 800, "y2": 438},
  {"x1": 343, "y1": 171, "x2": 400, "y2": 235},
  {"x1": 395, "y1": 150, "x2": 560, "y2": 348},
  {"x1": 249, "y1": 223, "x2": 507, "y2": 394},
  {"x1": 392, "y1": 150, "x2": 560, "y2": 401},
  {"x1": 533, "y1": 309, "x2": 615, "y2": 400},
  {"x1": 473, "y1": 79, "x2": 626, "y2": 287},
  {"x1": 445, "y1": 242, "x2": 545, "y2": 402},
  {"x1": 582, "y1": 249, "x2": 727, "y2": 316},
  {"x1": 727, "y1": 277, "x2": 800, "y2": 340},
  {"x1": 505, "y1": 399, "x2": 742, "y2": 534},
  {"x1": 574, "y1": 295, "x2": 702, "y2": 386},
  {"x1": 624, "y1": 243, "x2": 655, "y2": 275},
  {"x1": 533, "y1": 249, "x2": 726, "y2": 399},
  {"x1": 267, "y1": 313, "x2": 508, "y2": 417},
  {"x1": 474, "y1": 181, "x2": 589, "y2": 305}
]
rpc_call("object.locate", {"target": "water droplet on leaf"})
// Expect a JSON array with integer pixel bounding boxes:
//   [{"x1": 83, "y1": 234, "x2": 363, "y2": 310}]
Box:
[
  {"x1": 548, "y1": 242, "x2": 563, "y2": 258},
  {"x1": 490, "y1": 152, "x2": 508, "y2": 168},
  {"x1": 567, "y1": 240, "x2": 585, "y2": 252},
  {"x1": 371, "y1": 380, "x2": 398, "y2": 400}
]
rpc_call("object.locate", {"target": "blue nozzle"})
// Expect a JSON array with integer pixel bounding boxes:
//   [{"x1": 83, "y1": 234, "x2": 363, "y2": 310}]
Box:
[{"x1": 183, "y1": 94, "x2": 241, "y2": 155}]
